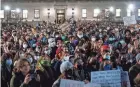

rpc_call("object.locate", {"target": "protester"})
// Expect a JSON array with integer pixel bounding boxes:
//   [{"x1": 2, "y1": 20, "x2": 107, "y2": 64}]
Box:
[{"x1": 10, "y1": 58, "x2": 40, "y2": 87}]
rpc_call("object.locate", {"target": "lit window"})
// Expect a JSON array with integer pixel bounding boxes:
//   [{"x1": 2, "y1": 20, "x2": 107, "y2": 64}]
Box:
[
  {"x1": 116, "y1": 9, "x2": 121, "y2": 17},
  {"x1": 11, "y1": 10, "x2": 16, "y2": 18},
  {"x1": 138, "y1": 9, "x2": 140, "y2": 16},
  {"x1": 0, "y1": 10, "x2": 4, "y2": 18},
  {"x1": 34, "y1": 9, "x2": 40, "y2": 18},
  {"x1": 127, "y1": 9, "x2": 131, "y2": 16},
  {"x1": 82, "y1": 9, "x2": 87, "y2": 18},
  {"x1": 23, "y1": 10, "x2": 28, "y2": 18},
  {"x1": 93, "y1": 9, "x2": 100, "y2": 17}
]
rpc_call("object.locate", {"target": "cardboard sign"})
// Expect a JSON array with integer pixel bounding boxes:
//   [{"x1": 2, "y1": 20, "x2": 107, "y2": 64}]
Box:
[
  {"x1": 91, "y1": 70, "x2": 121, "y2": 87},
  {"x1": 60, "y1": 79, "x2": 84, "y2": 87},
  {"x1": 123, "y1": 15, "x2": 136, "y2": 26}
]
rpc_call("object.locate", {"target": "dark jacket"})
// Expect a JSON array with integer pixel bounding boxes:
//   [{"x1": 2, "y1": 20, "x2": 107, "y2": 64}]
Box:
[
  {"x1": 1, "y1": 61, "x2": 13, "y2": 87},
  {"x1": 37, "y1": 66, "x2": 56, "y2": 87},
  {"x1": 129, "y1": 64, "x2": 140, "y2": 86},
  {"x1": 73, "y1": 68, "x2": 90, "y2": 81},
  {"x1": 10, "y1": 72, "x2": 40, "y2": 87}
]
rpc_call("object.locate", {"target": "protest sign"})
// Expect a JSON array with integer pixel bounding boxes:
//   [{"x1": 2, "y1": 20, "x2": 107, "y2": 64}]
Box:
[
  {"x1": 84, "y1": 83, "x2": 101, "y2": 87},
  {"x1": 91, "y1": 70, "x2": 121, "y2": 87},
  {"x1": 123, "y1": 15, "x2": 136, "y2": 26},
  {"x1": 60, "y1": 79, "x2": 84, "y2": 87},
  {"x1": 121, "y1": 71, "x2": 131, "y2": 87}
]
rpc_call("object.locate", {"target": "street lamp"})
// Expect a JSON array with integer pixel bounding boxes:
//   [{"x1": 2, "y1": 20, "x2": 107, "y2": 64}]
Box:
[
  {"x1": 128, "y1": 4, "x2": 135, "y2": 15},
  {"x1": 72, "y1": 8, "x2": 75, "y2": 18},
  {"x1": 128, "y1": 4, "x2": 135, "y2": 11},
  {"x1": 47, "y1": 9, "x2": 50, "y2": 24},
  {"x1": 16, "y1": 8, "x2": 21, "y2": 13},
  {"x1": 109, "y1": 7, "x2": 114, "y2": 12},
  {"x1": 4, "y1": 5, "x2": 10, "y2": 11}
]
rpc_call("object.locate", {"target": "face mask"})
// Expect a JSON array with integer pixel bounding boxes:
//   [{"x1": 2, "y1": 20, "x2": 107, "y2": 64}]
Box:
[
  {"x1": 63, "y1": 56, "x2": 69, "y2": 61},
  {"x1": 92, "y1": 38, "x2": 96, "y2": 41},
  {"x1": 6, "y1": 59, "x2": 12, "y2": 66},
  {"x1": 34, "y1": 56, "x2": 40, "y2": 60},
  {"x1": 40, "y1": 60, "x2": 51, "y2": 67},
  {"x1": 36, "y1": 48, "x2": 40, "y2": 52},
  {"x1": 44, "y1": 50, "x2": 51, "y2": 55},
  {"x1": 77, "y1": 34, "x2": 83, "y2": 38},
  {"x1": 27, "y1": 58, "x2": 33, "y2": 64},
  {"x1": 32, "y1": 44, "x2": 36, "y2": 47},
  {"x1": 99, "y1": 34, "x2": 102, "y2": 38},
  {"x1": 61, "y1": 36, "x2": 66, "y2": 41},
  {"x1": 105, "y1": 55, "x2": 110, "y2": 60},
  {"x1": 55, "y1": 35, "x2": 59, "y2": 38},
  {"x1": 23, "y1": 44, "x2": 28, "y2": 48},
  {"x1": 49, "y1": 42, "x2": 56, "y2": 47},
  {"x1": 109, "y1": 38, "x2": 115, "y2": 41}
]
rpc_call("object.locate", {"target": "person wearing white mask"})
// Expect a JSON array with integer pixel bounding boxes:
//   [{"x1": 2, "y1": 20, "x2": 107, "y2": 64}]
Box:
[
  {"x1": 23, "y1": 42, "x2": 28, "y2": 49},
  {"x1": 77, "y1": 31, "x2": 83, "y2": 39}
]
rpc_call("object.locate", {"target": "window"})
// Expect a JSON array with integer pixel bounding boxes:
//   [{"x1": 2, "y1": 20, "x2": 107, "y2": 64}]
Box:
[
  {"x1": 127, "y1": 9, "x2": 131, "y2": 16},
  {"x1": 138, "y1": 9, "x2": 140, "y2": 16},
  {"x1": 0, "y1": 10, "x2": 4, "y2": 18},
  {"x1": 93, "y1": 9, "x2": 100, "y2": 17},
  {"x1": 82, "y1": 9, "x2": 87, "y2": 18},
  {"x1": 23, "y1": 10, "x2": 28, "y2": 18},
  {"x1": 116, "y1": 9, "x2": 121, "y2": 17},
  {"x1": 11, "y1": 10, "x2": 16, "y2": 18},
  {"x1": 34, "y1": 9, "x2": 40, "y2": 18}
]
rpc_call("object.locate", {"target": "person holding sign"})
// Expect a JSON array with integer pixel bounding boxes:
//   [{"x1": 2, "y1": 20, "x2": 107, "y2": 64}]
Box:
[{"x1": 52, "y1": 61, "x2": 74, "y2": 87}]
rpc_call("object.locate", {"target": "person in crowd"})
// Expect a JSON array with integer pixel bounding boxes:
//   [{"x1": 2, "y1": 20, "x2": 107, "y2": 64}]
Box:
[
  {"x1": 73, "y1": 58, "x2": 90, "y2": 81},
  {"x1": 10, "y1": 58, "x2": 40, "y2": 87},
  {"x1": 52, "y1": 61, "x2": 74, "y2": 87},
  {"x1": 36, "y1": 55, "x2": 55, "y2": 87},
  {"x1": 1, "y1": 53, "x2": 13, "y2": 87},
  {"x1": 129, "y1": 53, "x2": 140, "y2": 86},
  {"x1": 134, "y1": 73, "x2": 140, "y2": 87}
]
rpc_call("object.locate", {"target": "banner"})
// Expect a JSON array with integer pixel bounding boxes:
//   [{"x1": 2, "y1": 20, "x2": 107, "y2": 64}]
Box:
[
  {"x1": 91, "y1": 70, "x2": 121, "y2": 87},
  {"x1": 60, "y1": 79, "x2": 84, "y2": 87},
  {"x1": 123, "y1": 15, "x2": 136, "y2": 26},
  {"x1": 121, "y1": 71, "x2": 131, "y2": 87}
]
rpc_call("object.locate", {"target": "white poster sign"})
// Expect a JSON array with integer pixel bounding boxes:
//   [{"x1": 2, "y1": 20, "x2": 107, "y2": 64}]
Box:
[
  {"x1": 91, "y1": 70, "x2": 121, "y2": 87},
  {"x1": 123, "y1": 15, "x2": 136, "y2": 26}
]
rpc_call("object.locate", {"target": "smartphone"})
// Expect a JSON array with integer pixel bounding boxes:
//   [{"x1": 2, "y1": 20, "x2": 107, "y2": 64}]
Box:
[{"x1": 30, "y1": 73, "x2": 37, "y2": 79}]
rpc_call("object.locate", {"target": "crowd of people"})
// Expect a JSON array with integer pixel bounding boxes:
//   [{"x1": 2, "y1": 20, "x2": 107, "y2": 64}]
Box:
[{"x1": 1, "y1": 19, "x2": 140, "y2": 87}]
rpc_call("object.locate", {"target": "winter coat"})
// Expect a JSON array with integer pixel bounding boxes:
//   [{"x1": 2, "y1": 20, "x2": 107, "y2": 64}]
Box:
[
  {"x1": 10, "y1": 72, "x2": 40, "y2": 87},
  {"x1": 129, "y1": 64, "x2": 140, "y2": 86}
]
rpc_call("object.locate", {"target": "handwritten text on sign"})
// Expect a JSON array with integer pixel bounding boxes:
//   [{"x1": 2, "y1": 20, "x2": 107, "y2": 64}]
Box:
[
  {"x1": 60, "y1": 79, "x2": 84, "y2": 87},
  {"x1": 91, "y1": 70, "x2": 121, "y2": 84},
  {"x1": 123, "y1": 15, "x2": 136, "y2": 26}
]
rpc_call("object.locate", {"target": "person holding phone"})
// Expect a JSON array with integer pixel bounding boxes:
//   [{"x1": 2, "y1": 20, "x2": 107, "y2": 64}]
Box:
[{"x1": 10, "y1": 58, "x2": 40, "y2": 87}]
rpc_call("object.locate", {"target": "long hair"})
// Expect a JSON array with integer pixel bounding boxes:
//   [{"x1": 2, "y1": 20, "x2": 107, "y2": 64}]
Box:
[{"x1": 13, "y1": 58, "x2": 30, "y2": 73}]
